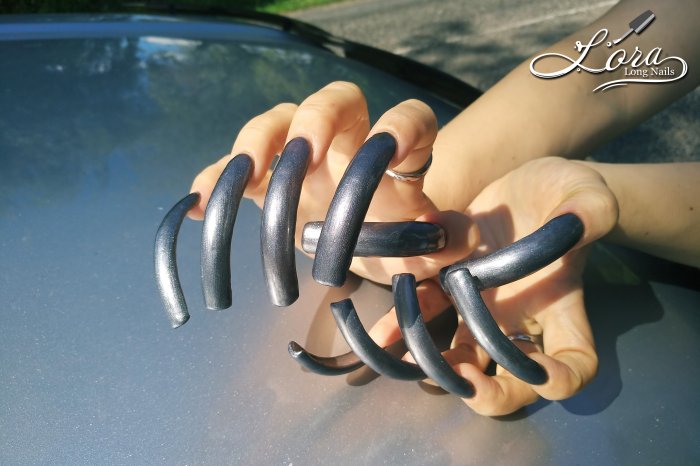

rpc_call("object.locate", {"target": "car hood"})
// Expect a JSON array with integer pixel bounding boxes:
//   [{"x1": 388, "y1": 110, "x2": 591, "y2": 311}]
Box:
[{"x1": 1, "y1": 13, "x2": 698, "y2": 465}]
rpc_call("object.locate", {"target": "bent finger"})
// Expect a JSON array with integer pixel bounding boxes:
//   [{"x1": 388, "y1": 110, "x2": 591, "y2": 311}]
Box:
[
  {"x1": 453, "y1": 364, "x2": 540, "y2": 416},
  {"x1": 367, "y1": 99, "x2": 438, "y2": 214},
  {"x1": 370, "y1": 98, "x2": 437, "y2": 175},
  {"x1": 189, "y1": 102, "x2": 297, "y2": 218},
  {"x1": 443, "y1": 321, "x2": 491, "y2": 372},
  {"x1": 549, "y1": 161, "x2": 619, "y2": 248},
  {"x1": 530, "y1": 292, "x2": 598, "y2": 400},
  {"x1": 286, "y1": 81, "x2": 370, "y2": 169}
]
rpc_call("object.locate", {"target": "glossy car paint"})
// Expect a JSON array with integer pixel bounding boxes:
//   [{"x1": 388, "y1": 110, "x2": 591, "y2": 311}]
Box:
[{"x1": 1, "y1": 14, "x2": 699, "y2": 465}]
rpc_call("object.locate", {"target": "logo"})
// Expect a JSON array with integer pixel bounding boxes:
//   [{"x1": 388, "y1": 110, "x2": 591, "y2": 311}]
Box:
[{"x1": 529, "y1": 10, "x2": 688, "y2": 92}]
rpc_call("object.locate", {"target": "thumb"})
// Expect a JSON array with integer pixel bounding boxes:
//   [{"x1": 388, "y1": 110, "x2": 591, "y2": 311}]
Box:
[{"x1": 546, "y1": 168, "x2": 619, "y2": 250}]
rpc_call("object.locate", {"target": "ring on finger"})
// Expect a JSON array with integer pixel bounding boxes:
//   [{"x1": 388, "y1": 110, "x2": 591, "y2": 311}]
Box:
[
  {"x1": 385, "y1": 153, "x2": 432, "y2": 182},
  {"x1": 507, "y1": 333, "x2": 543, "y2": 352}
]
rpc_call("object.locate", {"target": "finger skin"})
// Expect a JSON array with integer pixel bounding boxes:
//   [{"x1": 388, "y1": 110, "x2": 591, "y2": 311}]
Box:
[
  {"x1": 369, "y1": 98, "x2": 437, "y2": 173},
  {"x1": 453, "y1": 364, "x2": 540, "y2": 416},
  {"x1": 451, "y1": 279, "x2": 597, "y2": 415},
  {"x1": 189, "y1": 103, "x2": 297, "y2": 218},
  {"x1": 286, "y1": 81, "x2": 370, "y2": 167},
  {"x1": 550, "y1": 160, "x2": 619, "y2": 248},
  {"x1": 530, "y1": 287, "x2": 598, "y2": 401}
]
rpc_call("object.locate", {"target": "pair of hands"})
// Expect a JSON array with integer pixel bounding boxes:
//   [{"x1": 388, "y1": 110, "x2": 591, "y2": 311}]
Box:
[{"x1": 189, "y1": 82, "x2": 618, "y2": 416}]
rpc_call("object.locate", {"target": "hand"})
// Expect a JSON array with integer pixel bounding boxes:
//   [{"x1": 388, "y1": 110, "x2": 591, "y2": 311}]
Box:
[
  {"x1": 368, "y1": 157, "x2": 619, "y2": 415},
  {"x1": 189, "y1": 82, "x2": 478, "y2": 284}
]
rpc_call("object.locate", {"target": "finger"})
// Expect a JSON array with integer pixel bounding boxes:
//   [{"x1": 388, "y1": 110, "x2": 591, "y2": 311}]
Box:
[
  {"x1": 188, "y1": 103, "x2": 296, "y2": 218},
  {"x1": 529, "y1": 289, "x2": 598, "y2": 401},
  {"x1": 453, "y1": 364, "x2": 540, "y2": 416},
  {"x1": 369, "y1": 99, "x2": 438, "y2": 175},
  {"x1": 286, "y1": 81, "x2": 370, "y2": 168},
  {"x1": 442, "y1": 321, "x2": 491, "y2": 371},
  {"x1": 548, "y1": 161, "x2": 619, "y2": 248},
  {"x1": 368, "y1": 279, "x2": 451, "y2": 348},
  {"x1": 231, "y1": 103, "x2": 298, "y2": 194}
]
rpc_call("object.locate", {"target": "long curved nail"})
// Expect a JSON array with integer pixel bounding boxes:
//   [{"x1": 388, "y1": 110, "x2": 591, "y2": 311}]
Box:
[
  {"x1": 312, "y1": 132, "x2": 396, "y2": 286},
  {"x1": 302, "y1": 221, "x2": 445, "y2": 257},
  {"x1": 287, "y1": 341, "x2": 364, "y2": 375},
  {"x1": 440, "y1": 213, "x2": 583, "y2": 291},
  {"x1": 261, "y1": 138, "x2": 311, "y2": 306},
  {"x1": 444, "y1": 268, "x2": 548, "y2": 385},
  {"x1": 154, "y1": 192, "x2": 200, "y2": 328},
  {"x1": 394, "y1": 274, "x2": 475, "y2": 398},
  {"x1": 201, "y1": 154, "x2": 253, "y2": 310},
  {"x1": 331, "y1": 299, "x2": 425, "y2": 381}
]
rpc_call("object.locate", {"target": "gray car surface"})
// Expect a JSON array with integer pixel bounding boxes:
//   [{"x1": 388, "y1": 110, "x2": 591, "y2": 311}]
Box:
[{"x1": 1, "y1": 13, "x2": 698, "y2": 465}]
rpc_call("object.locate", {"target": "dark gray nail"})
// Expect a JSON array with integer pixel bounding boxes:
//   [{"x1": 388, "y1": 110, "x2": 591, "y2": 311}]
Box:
[
  {"x1": 287, "y1": 341, "x2": 364, "y2": 375},
  {"x1": 440, "y1": 213, "x2": 583, "y2": 291},
  {"x1": 154, "y1": 192, "x2": 200, "y2": 328},
  {"x1": 201, "y1": 154, "x2": 253, "y2": 310},
  {"x1": 394, "y1": 273, "x2": 475, "y2": 398},
  {"x1": 312, "y1": 132, "x2": 397, "y2": 287},
  {"x1": 261, "y1": 138, "x2": 311, "y2": 307},
  {"x1": 444, "y1": 268, "x2": 548, "y2": 385},
  {"x1": 331, "y1": 299, "x2": 425, "y2": 381},
  {"x1": 302, "y1": 221, "x2": 445, "y2": 257}
]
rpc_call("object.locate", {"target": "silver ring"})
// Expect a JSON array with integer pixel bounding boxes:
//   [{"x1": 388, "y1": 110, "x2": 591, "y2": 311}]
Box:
[
  {"x1": 507, "y1": 333, "x2": 543, "y2": 351},
  {"x1": 385, "y1": 153, "x2": 432, "y2": 182}
]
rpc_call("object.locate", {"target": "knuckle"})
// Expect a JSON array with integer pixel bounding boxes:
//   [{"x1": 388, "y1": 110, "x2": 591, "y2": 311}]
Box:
[
  {"x1": 192, "y1": 165, "x2": 218, "y2": 190},
  {"x1": 543, "y1": 352, "x2": 598, "y2": 400},
  {"x1": 326, "y1": 80, "x2": 363, "y2": 97},
  {"x1": 404, "y1": 98, "x2": 434, "y2": 116},
  {"x1": 270, "y1": 102, "x2": 298, "y2": 115},
  {"x1": 294, "y1": 101, "x2": 340, "y2": 132},
  {"x1": 241, "y1": 117, "x2": 276, "y2": 137},
  {"x1": 386, "y1": 101, "x2": 437, "y2": 135}
]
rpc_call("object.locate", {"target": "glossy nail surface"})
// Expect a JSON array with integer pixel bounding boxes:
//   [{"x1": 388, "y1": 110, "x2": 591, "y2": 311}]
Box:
[
  {"x1": 261, "y1": 138, "x2": 311, "y2": 306},
  {"x1": 287, "y1": 341, "x2": 364, "y2": 375},
  {"x1": 201, "y1": 154, "x2": 253, "y2": 310},
  {"x1": 302, "y1": 221, "x2": 445, "y2": 257},
  {"x1": 331, "y1": 299, "x2": 425, "y2": 381},
  {"x1": 312, "y1": 132, "x2": 396, "y2": 286},
  {"x1": 394, "y1": 274, "x2": 475, "y2": 398},
  {"x1": 440, "y1": 213, "x2": 583, "y2": 291},
  {"x1": 445, "y1": 268, "x2": 548, "y2": 385},
  {"x1": 154, "y1": 192, "x2": 200, "y2": 328}
]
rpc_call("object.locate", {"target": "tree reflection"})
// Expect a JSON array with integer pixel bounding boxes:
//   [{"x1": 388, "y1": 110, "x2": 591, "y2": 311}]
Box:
[{"x1": 0, "y1": 33, "x2": 440, "y2": 216}]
